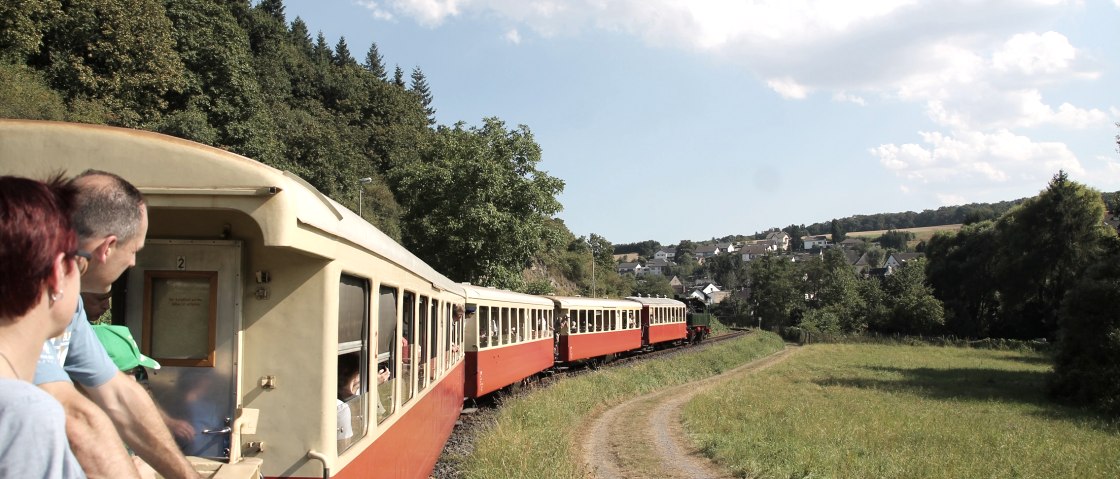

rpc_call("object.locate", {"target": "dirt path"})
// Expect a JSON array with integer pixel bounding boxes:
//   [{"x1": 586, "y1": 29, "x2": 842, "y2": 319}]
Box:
[{"x1": 581, "y1": 346, "x2": 799, "y2": 479}]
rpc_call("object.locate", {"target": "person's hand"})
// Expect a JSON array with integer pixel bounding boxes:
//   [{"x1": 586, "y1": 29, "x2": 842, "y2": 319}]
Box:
[
  {"x1": 132, "y1": 456, "x2": 157, "y2": 479},
  {"x1": 377, "y1": 368, "x2": 390, "y2": 384},
  {"x1": 164, "y1": 417, "x2": 196, "y2": 443}
]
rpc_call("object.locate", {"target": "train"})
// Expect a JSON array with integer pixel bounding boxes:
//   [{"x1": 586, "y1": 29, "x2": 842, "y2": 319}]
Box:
[{"x1": 0, "y1": 120, "x2": 712, "y2": 479}]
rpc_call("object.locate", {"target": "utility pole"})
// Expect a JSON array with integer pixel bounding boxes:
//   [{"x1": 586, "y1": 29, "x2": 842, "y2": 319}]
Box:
[{"x1": 357, "y1": 177, "x2": 372, "y2": 216}]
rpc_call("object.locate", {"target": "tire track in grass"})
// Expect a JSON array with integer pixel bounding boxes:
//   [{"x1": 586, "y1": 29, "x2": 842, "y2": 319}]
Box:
[{"x1": 582, "y1": 346, "x2": 799, "y2": 479}]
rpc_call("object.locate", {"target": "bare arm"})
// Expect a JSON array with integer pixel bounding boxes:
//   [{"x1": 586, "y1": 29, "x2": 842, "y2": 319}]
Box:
[
  {"x1": 85, "y1": 372, "x2": 201, "y2": 479},
  {"x1": 40, "y1": 381, "x2": 141, "y2": 479}
]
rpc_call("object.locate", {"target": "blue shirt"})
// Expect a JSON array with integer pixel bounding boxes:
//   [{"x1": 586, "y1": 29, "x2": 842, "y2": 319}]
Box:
[
  {"x1": 33, "y1": 296, "x2": 118, "y2": 387},
  {"x1": 0, "y1": 378, "x2": 87, "y2": 478}
]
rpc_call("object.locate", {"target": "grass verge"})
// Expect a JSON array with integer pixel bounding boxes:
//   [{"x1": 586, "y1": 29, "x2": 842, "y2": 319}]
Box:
[
  {"x1": 457, "y1": 331, "x2": 786, "y2": 479},
  {"x1": 684, "y1": 343, "x2": 1120, "y2": 479}
]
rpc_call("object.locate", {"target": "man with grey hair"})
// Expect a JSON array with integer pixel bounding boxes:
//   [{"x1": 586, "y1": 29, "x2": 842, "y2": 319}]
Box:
[{"x1": 35, "y1": 170, "x2": 199, "y2": 478}]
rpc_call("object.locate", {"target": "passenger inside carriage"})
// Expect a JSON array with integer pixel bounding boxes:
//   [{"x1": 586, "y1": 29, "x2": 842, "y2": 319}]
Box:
[{"x1": 337, "y1": 352, "x2": 360, "y2": 446}]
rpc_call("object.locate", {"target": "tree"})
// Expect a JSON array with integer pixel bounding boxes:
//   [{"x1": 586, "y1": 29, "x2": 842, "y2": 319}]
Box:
[
  {"x1": 991, "y1": 171, "x2": 1112, "y2": 339},
  {"x1": 363, "y1": 42, "x2": 387, "y2": 81},
  {"x1": 0, "y1": 0, "x2": 59, "y2": 63},
  {"x1": 389, "y1": 118, "x2": 564, "y2": 290},
  {"x1": 1050, "y1": 239, "x2": 1120, "y2": 414},
  {"x1": 674, "y1": 240, "x2": 695, "y2": 264},
  {"x1": 334, "y1": 36, "x2": 356, "y2": 67},
  {"x1": 631, "y1": 274, "x2": 673, "y2": 298},
  {"x1": 830, "y1": 219, "x2": 846, "y2": 243},
  {"x1": 878, "y1": 229, "x2": 915, "y2": 251},
  {"x1": 37, "y1": 0, "x2": 187, "y2": 126},
  {"x1": 392, "y1": 65, "x2": 405, "y2": 87},
  {"x1": 409, "y1": 66, "x2": 436, "y2": 126},
  {"x1": 160, "y1": 0, "x2": 281, "y2": 164},
  {"x1": 805, "y1": 249, "x2": 866, "y2": 333},
  {"x1": 925, "y1": 223, "x2": 1001, "y2": 338},
  {"x1": 879, "y1": 258, "x2": 944, "y2": 334},
  {"x1": 747, "y1": 255, "x2": 804, "y2": 330}
]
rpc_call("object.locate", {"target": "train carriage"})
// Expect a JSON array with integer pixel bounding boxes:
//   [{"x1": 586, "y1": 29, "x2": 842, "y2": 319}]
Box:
[
  {"x1": 461, "y1": 284, "x2": 555, "y2": 398},
  {"x1": 626, "y1": 296, "x2": 688, "y2": 348},
  {"x1": 0, "y1": 120, "x2": 467, "y2": 479},
  {"x1": 550, "y1": 296, "x2": 642, "y2": 362}
]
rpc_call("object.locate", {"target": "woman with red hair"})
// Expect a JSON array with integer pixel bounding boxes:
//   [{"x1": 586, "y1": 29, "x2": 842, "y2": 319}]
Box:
[{"x1": 0, "y1": 175, "x2": 88, "y2": 478}]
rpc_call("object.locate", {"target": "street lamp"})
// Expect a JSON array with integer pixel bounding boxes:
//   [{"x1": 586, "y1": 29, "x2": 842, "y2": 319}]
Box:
[
  {"x1": 357, "y1": 177, "x2": 372, "y2": 216},
  {"x1": 587, "y1": 236, "x2": 597, "y2": 298}
]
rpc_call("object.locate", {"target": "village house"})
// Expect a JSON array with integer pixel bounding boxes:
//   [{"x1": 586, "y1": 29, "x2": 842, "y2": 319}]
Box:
[
  {"x1": 641, "y1": 259, "x2": 672, "y2": 276},
  {"x1": 616, "y1": 262, "x2": 643, "y2": 275},
  {"x1": 885, "y1": 252, "x2": 925, "y2": 273},
  {"x1": 765, "y1": 231, "x2": 791, "y2": 251},
  {"x1": 802, "y1": 235, "x2": 830, "y2": 250},
  {"x1": 653, "y1": 247, "x2": 676, "y2": 262}
]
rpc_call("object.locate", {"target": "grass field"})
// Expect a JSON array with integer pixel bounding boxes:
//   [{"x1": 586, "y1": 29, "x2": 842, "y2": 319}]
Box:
[
  {"x1": 846, "y1": 224, "x2": 962, "y2": 246},
  {"x1": 456, "y1": 331, "x2": 786, "y2": 479},
  {"x1": 683, "y1": 344, "x2": 1120, "y2": 479}
]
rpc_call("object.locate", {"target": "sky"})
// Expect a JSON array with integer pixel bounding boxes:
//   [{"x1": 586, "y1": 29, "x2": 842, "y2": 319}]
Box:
[{"x1": 280, "y1": 0, "x2": 1120, "y2": 245}]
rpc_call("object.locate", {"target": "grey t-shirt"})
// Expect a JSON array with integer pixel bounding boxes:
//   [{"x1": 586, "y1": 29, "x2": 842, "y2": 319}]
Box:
[
  {"x1": 0, "y1": 378, "x2": 86, "y2": 478},
  {"x1": 33, "y1": 296, "x2": 117, "y2": 387}
]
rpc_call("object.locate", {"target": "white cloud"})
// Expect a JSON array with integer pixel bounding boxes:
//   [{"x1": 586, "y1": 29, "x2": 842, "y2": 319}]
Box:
[
  {"x1": 504, "y1": 29, "x2": 521, "y2": 44},
  {"x1": 767, "y1": 78, "x2": 809, "y2": 99},
  {"x1": 356, "y1": 0, "x2": 396, "y2": 20},
  {"x1": 936, "y1": 193, "x2": 967, "y2": 206},
  {"x1": 871, "y1": 128, "x2": 1083, "y2": 186},
  {"x1": 833, "y1": 92, "x2": 867, "y2": 106},
  {"x1": 993, "y1": 31, "x2": 1076, "y2": 75}
]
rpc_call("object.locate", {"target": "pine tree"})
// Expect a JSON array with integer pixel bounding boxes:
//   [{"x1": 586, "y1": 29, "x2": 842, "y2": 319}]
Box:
[
  {"x1": 392, "y1": 65, "x2": 405, "y2": 87},
  {"x1": 334, "y1": 36, "x2": 356, "y2": 67},
  {"x1": 410, "y1": 66, "x2": 436, "y2": 126},
  {"x1": 363, "y1": 42, "x2": 387, "y2": 81},
  {"x1": 313, "y1": 31, "x2": 332, "y2": 65}
]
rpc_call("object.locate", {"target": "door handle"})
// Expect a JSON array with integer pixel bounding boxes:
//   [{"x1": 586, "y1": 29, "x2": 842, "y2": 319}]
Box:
[{"x1": 202, "y1": 426, "x2": 232, "y2": 435}]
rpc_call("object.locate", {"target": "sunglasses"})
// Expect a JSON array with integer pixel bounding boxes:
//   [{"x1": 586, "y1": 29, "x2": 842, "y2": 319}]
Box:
[{"x1": 69, "y1": 250, "x2": 92, "y2": 275}]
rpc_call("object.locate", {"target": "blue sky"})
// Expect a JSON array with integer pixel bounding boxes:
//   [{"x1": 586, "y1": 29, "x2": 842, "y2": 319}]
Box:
[{"x1": 281, "y1": 0, "x2": 1120, "y2": 245}]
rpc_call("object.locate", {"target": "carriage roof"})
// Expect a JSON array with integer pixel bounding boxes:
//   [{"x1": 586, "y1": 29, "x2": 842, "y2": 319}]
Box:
[
  {"x1": 624, "y1": 296, "x2": 685, "y2": 306},
  {"x1": 0, "y1": 120, "x2": 463, "y2": 296},
  {"x1": 545, "y1": 296, "x2": 642, "y2": 309},
  {"x1": 461, "y1": 284, "x2": 555, "y2": 306}
]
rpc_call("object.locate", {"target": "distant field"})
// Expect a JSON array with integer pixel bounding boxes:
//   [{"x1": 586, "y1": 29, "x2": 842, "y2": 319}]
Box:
[
  {"x1": 846, "y1": 224, "x2": 962, "y2": 244},
  {"x1": 683, "y1": 344, "x2": 1120, "y2": 479}
]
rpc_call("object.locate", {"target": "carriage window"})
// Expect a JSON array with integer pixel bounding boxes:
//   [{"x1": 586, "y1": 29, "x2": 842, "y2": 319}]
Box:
[
  {"x1": 516, "y1": 308, "x2": 525, "y2": 342},
  {"x1": 430, "y1": 299, "x2": 440, "y2": 378},
  {"x1": 444, "y1": 303, "x2": 453, "y2": 369},
  {"x1": 499, "y1": 307, "x2": 509, "y2": 345},
  {"x1": 142, "y1": 271, "x2": 217, "y2": 367},
  {"x1": 377, "y1": 286, "x2": 398, "y2": 424},
  {"x1": 479, "y1": 306, "x2": 491, "y2": 347},
  {"x1": 402, "y1": 292, "x2": 416, "y2": 404},
  {"x1": 337, "y1": 274, "x2": 368, "y2": 452},
  {"x1": 418, "y1": 296, "x2": 429, "y2": 391}
]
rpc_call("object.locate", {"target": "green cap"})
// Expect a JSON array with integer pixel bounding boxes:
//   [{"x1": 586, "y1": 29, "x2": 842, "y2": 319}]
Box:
[{"x1": 91, "y1": 325, "x2": 160, "y2": 371}]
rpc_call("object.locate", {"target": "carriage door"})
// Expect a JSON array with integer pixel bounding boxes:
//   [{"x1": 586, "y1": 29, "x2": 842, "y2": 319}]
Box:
[{"x1": 124, "y1": 239, "x2": 242, "y2": 459}]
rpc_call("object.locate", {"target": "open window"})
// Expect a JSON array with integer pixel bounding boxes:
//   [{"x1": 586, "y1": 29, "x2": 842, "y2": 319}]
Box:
[
  {"x1": 376, "y1": 286, "x2": 398, "y2": 424},
  {"x1": 336, "y1": 274, "x2": 369, "y2": 453},
  {"x1": 402, "y1": 292, "x2": 416, "y2": 404}
]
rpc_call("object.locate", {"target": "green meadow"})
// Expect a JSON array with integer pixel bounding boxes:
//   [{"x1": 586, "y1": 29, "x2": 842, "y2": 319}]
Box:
[{"x1": 684, "y1": 344, "x2": 1120, "y2": 479}]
